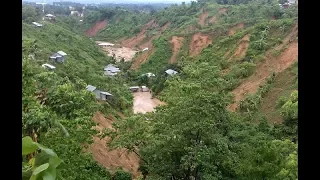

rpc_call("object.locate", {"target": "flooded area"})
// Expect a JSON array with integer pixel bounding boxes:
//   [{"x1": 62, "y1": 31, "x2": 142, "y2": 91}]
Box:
[
  {"x1": 133, "y1": 92, "x2": 165, "y2": 114},
  {"x1": 96, "y1": 41, "x2": 138, "y2": 62}
]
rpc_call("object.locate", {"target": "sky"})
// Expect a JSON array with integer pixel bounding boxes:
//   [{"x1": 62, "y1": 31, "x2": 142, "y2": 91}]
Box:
[{"x1": 23, "y1": 0, "x2": 194, "y2": 4}]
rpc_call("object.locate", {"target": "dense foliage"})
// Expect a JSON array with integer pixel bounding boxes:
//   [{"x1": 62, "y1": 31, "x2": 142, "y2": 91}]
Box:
[{"x1": 22, "y1": 0, "x2": 298, "y2": 179}]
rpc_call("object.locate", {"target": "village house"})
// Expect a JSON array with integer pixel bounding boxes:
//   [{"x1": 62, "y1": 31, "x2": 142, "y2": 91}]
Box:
[
  {"x1": 104, "y1": 64, "x2": 120, "y2": 76},
  {"x1": 141, "y1": 72, "x2": 155, "y2": 77},
  {"x1": 165, "y1": 69, "x2": 178, "y2": 76},
  {"x1": 41, "y1": 63, "x2": 56, "y2": 70},
  {"x1": 141, "y1": 86, "x2": 149, "y2": 92},
  {"x1": 32, "y1": 22, "x2": 43, "y2": 28},
  {"x1": 142, "y1": 48, "x2": 149, "y2": 52},
  {"x1": 98, "y1": 42, "x2": 115, "y2": 47},
  {"x1": 129, "y1": 86, "x2": 140, "y2": 92},
  {"x1": 49, "y1": 51, "x2": 67, "y2": 63},
  {"x1": 70, "y1": 11, "x2": 81, "y2": 16},
  {"x1": 45, "y1": 14, "x2": 56, "y2": 20},
  {"x1": 86, "y1": 85, "x2": 112, "y2": 101}
]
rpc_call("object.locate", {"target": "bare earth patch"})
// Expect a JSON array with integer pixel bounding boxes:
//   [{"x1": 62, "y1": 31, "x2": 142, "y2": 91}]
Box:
[
  {"x1": 121, "y1": 19, "x2": 159, "y2": 49},
  {"x1": 207, "y1": 7, "x2": 228, "y2": 25},
  {"x1": 198, "y1": 11, "x2": 209, "y2": 27},
  {"x1": 88, "y1": 112, "x2": 141, "y2": 178},
  {"x1": 133, "y1": 92, "x2": 165, "y2": 114},
  {"x1": 189, "y1": 33, "x2": 212, "y2": 56},
  {"x1": 96, "y1": 41, "x2": 138, "y2": 62},
  {"x1": 229, "y1": 34, "x2": 250, "y2": 60},
  {"x1": 130, "y1": 48, "x2": 155, "y2": 70},
  {"x1": 170, "y1": 36, "x2": 184, "y2": 64},
  {"x1": 228, "y1": 22, "x2": 245, "y2": 36},
  {"x1": 227, "y1": 25, "x2": 298, "y2": 111},
  {"x1": 85, "y1": 20, "x2": 108, "y2": 37}
]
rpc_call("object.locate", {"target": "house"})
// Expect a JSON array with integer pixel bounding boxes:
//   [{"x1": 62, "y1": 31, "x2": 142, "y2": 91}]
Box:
[
  {"x1": 165, "y1": 69, "x2": 178, "y2": 76},
  {"x1": 86, "y1": 85, "x2": 112, "y2": 101},
  {"x1": 98, "y1": 42, "x2": 115, "y2": 47},
  {"x1": 288, "y1": 0, "x2": 297, "y2": 5},
  {"x1": 141, "y1": 86, "x2": 149, "y2": 92},
  {"x1": 141, "y1": 72, "x2": 155, "y2": 77},
  {"x1": 79, "y1": 19, "x2": 83, "y2": 22},
  {"x1": 104, "y1": 64, "x2": 120, "y2": 76},
  {"x1": 129, "y1": 86, "x2": 140, "y2": 92},
  {"x1": 41, "y1": 63, "x2": 56, "y2": 70},
  {"x1": 142, "y1": 48, "x2": 149, "y2": 52},
  {"x1": 70, "y1": 11, "x2": 80, "y2": 16},
  {"x1": 32, "y1": 22, "x2": 43, "y2": 27},
  {"x1": 45, "y1": 14, "x2": 56, "y2": 20},
  {"x1": 49, "y1": 51, "x2": 67, "y2": 63}
]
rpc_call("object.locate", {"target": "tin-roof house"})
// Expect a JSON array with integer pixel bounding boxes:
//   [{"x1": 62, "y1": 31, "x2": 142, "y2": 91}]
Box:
[
  {"x1": 45, "y1": 14, "x2": 56, "y2": 20},
  {"x1": 49, "y1": 51, "x2": 67, "y2": 63},
  {"x1": 41, "y1": 63, "x2": 56, "y2": 70},
  {"x1": 129, "y1": 86, "x2": 140, "y2": 92},
  {"x1": 165, "y1": 69, "x2": 178, "y2": 76},
  {"x1": 32, "y1": 22, "x2": 43, "y2": 27},
  {"x1": 86, "y1": 85, "x2": 112, "y2": 101},
  {"x1": 142, "y1": 72, "x2": 155, "y2": 77},
  {"x1": 104, "y1": 64, "x2": 120, "y2": 76}
]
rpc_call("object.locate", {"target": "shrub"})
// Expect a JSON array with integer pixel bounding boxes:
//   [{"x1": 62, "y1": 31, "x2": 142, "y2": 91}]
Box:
[{"x1": 113, "y1": 169, "x2": 132, "y2": 180}]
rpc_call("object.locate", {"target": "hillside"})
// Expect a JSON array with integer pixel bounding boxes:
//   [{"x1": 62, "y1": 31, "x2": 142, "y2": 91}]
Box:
[{"x1": 22, "y1": 0, "x2": 298, "y2": 180}]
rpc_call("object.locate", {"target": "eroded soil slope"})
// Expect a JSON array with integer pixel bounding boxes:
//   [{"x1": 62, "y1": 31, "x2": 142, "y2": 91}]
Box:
[
  {"x1": 131, "y1": 49, "x2": 155, "y2": 70},
  {"x1": 229, "y1": 34, "x2": 250, "y2": 60},
  {"x1": 133, "y1": 92, "x2": 165, "y2": 114},
  {"x1": 121, "y1": 19, "x2": 158, "y2": 49},
  {"x1": 198, "y1": 11, "x2": 209, "y2": 27},
  {"x1": 189, "y1": 33, "x2": 212, "y2": 56},
  {"x1": 228, "y1": 25, "x2": 298, "y2": 111},
  {"x1": 170, "y1": 36, "x2": 184, "y2": 64},
  {"x1": 85, "y1": 20, "x2": 108, "y2": 37},
  {"x1": 88, "y1": 112, "x2": 141, "y2": 178},
  {"x1": 228, "y1": 22, "x2": 244, "y2": 36}
]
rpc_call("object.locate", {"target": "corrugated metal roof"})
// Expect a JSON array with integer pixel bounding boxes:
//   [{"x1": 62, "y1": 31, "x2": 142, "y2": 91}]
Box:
[
  {"x1": 45, "y1": 14, "x2": 55, "y2": 17},
  {"x1": 41, "y1": 64, "x2": 56, "y2": 69},
  {"x1": 104, "y1": 71, "x2": 117, "y2": 76},
  {"x1": 98, "y1": 43, "x2": 114, "y2": 46},
  {"x1": 165, "y1": 69, "x2": 178, "y2": 75},
  {"x1": 57, "y1": 51, "x2": 67, "y2": 56},
  {"x1": 129, "y1": 86, "x2": 140, "y2": 89},
  {"x1": 32, "y1": 22, "x2": 43, "y2": 27},
  {"x1": 86, "y1": 85, "x2": 96, "y2": 92},
  {"x1": 50, "y1": 53, "x2": 62, "y2": 58},
  {"x1": 101, "y1": 92, "x2": 112, "y2": 96}
]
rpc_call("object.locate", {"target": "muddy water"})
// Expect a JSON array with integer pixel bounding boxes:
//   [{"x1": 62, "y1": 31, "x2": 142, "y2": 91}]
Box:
[{"x1": 133, "y1": 92, "x2": 165, "y2": 114}]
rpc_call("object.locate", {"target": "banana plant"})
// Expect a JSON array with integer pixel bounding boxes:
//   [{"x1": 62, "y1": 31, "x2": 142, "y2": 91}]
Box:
[{"x1": 22, "y1": 136, "x2": 64, "y2": 180}]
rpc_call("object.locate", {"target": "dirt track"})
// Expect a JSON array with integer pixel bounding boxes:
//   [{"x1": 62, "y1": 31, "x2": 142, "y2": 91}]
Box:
[
  {"x1": 133, "y1": 92, "x2": 165, "y2": 114},
  {"x1": 88, "y1": 112, "x2": 141, "y2": 178},
  {"x1": 228, "y1": 25, "x2": 298, "y2": 111},
  {"x1": 85, "y1": 20, "x2": 108, "y2": 37}
]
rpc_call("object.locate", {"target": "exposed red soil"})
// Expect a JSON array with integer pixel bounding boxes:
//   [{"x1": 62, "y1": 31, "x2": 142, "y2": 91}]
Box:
[
  {"x1": 207, "y1": 8, "x2": 228, "y2": 25},
  {"x1": 229, "y1": 34, "x2": 250, "y2": 60},
  {"x1": 87, "y1": 112, "x2": 141, "y2": 178},
  {"x1": 121, "y1": 19, "x2": 159, "y2": 49},
  {"x1": 169, "y1": 36, "x2": 184, "y2": 64},
  {"x1": 85, "y1": 20, "x2": 108, "y2": 37},
  {"x1": 189, "y1": 33, "x2": 212, "y2": 56},
  {"x1": 198, "y1": 11, "x2": 209, "y2": 27},
  {"x1": 181, "y1": 25, "x2": 198, "y2": 34},
  {"x1": 218, "y1": 7, "x2": 228, "y2": 14},
  {"x1": 227, "y1": 25, "x2": 298, "y2": 111},
  {"x1": 228, "y1": 22, "x2": 245, "y2": 36},
  {"x1": 138, "y1": 22, "x2": 171, "y2": 49},
  {"x1": 130, "y1": 48, "x2": 155, "y2": 70}
]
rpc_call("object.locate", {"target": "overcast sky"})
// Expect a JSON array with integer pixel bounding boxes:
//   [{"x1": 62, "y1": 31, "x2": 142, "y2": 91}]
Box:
[{"x1": 23, "y1": 0, "x2": 194, "y2": 3}]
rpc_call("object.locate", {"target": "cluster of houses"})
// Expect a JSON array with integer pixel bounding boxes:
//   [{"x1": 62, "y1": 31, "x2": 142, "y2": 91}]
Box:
[
  {"x1": 129, "y1": 86, "x2": 149, "y2": 92},
  {"x1": 86, "y1": 85, "x2": 113, "y2": 101},
  {"x1": 279, "y1": 0, "x2": 297, "y2": 8}
]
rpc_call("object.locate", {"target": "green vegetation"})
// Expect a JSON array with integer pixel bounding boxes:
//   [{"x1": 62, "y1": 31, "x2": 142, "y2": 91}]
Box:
[{"x1": 22, "y1": 0, "x2": 298, "y2": 179}]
